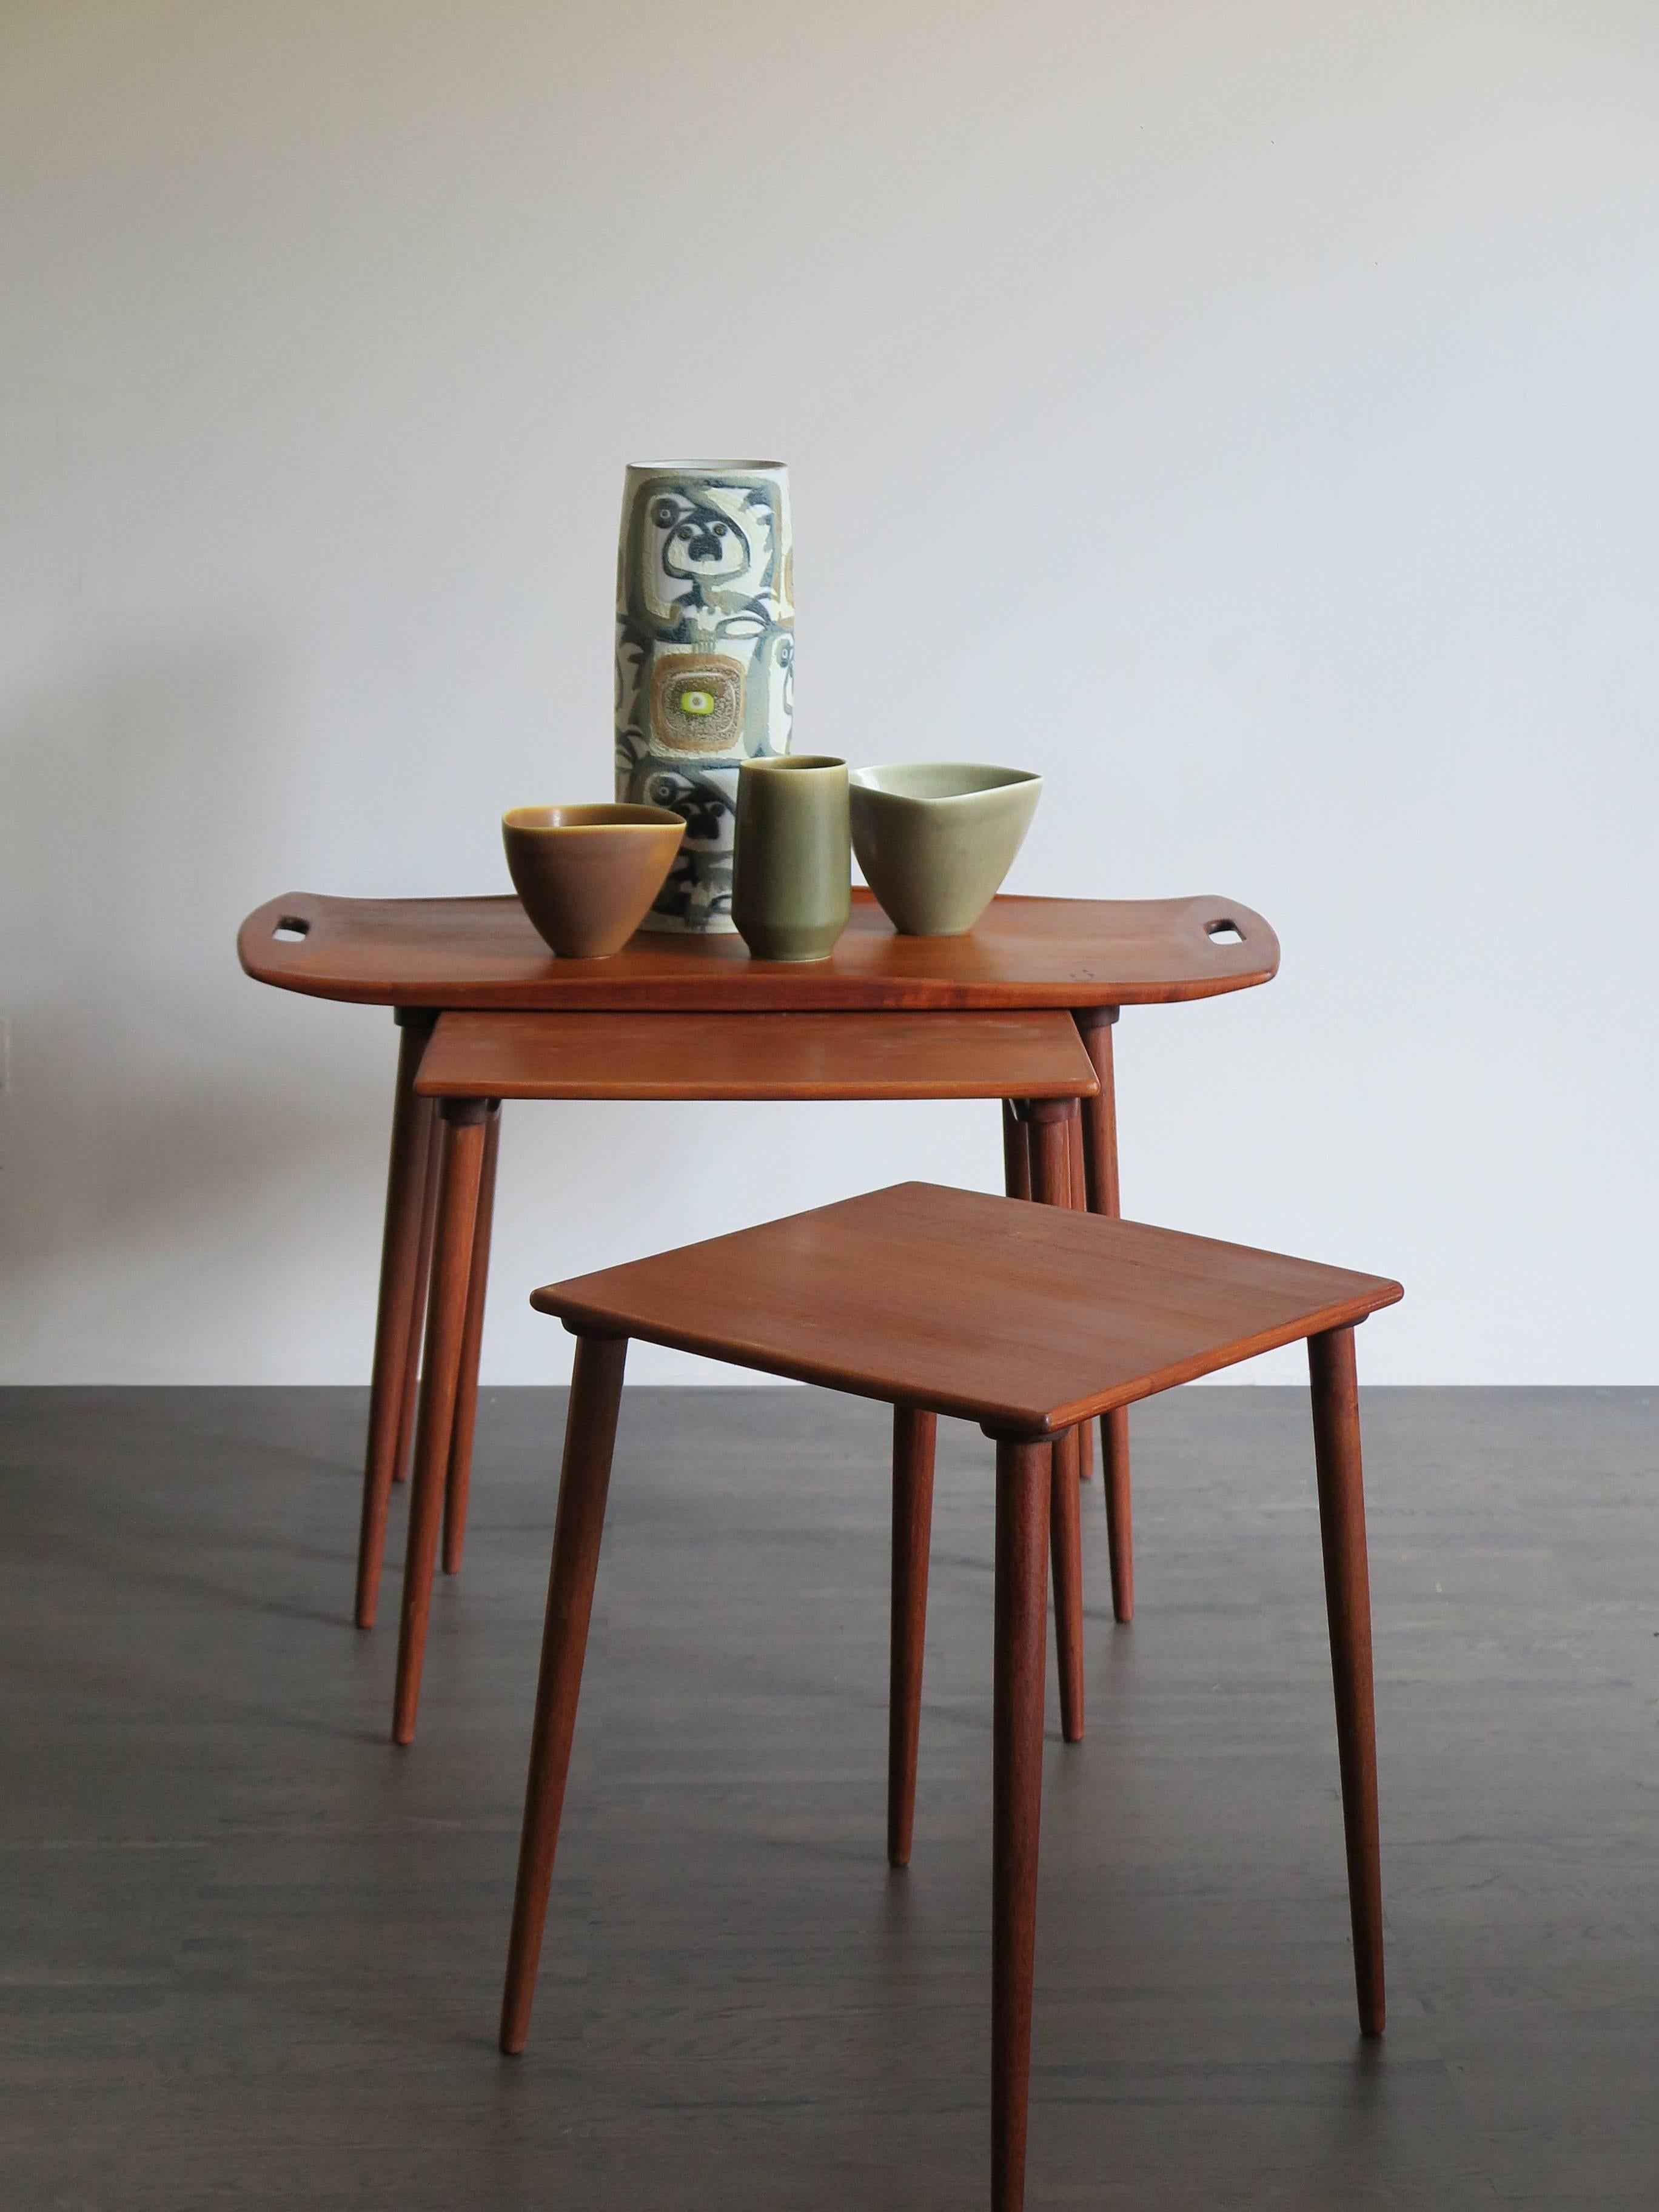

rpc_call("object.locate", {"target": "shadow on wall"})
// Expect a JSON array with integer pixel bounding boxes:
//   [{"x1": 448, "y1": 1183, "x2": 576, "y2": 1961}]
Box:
[{"x1": 0, "y1": 637, "x2": 377, "y2": 1366}]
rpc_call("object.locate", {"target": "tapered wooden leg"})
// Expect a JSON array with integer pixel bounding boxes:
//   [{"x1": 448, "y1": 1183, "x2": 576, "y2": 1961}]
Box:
[
  {"x1": 1025, "y1": 1098, "x2": 1072, "y2": 1213},
  {"x1": 392, "y1": 1106, "x2": 443, "y2": 1484},
  {"x1": 1073, "y1": 1010, "x2": 1133, "y2": 1620},
  {"x1": 1098, "y1": 1409, "x2": 1131, "y2": 1620},
  {"x1": 390, "y1": 1100, "x2": 492, "y2": 1745},
  {"x1": 1309, "y1": 1325, "x2": 1385, "y2": 2037},
  {"x1": 888, "y1": 1404, "x2": 937, "y2": 1869},
  {"x1": 354, "y1": 1010, "x2": 437, "y2": 1630},
  {"x1": 1026, "y1": 1099, "x2": 1085, "y2": 1727},
  {"x1": 1017, "y1": 1102, "x2": 1091, "y2": 1472},
  {"x1": 991, "y1": 1433, "x2": 1050, "y2": 2212},
  {"x1": 500, "y1": 1332, "x2": 629, "y2": 2054},
  {"x1": 1064, "y1": 1113, "x2": 1095, "y2": 1481},
  {"x1": 442, "y1": 1105, "x2": 501, "y2": 1577},
  {"x1": 1073, "y1": 1010, "x2": 1121, "y2": 1218},
  {"x1": 1001, "y1": 1098, "x2": 1033, "y2": 1202},
  {"x1": 1048, "y1": 1433, "x2": 1083, "y2": 1742}
]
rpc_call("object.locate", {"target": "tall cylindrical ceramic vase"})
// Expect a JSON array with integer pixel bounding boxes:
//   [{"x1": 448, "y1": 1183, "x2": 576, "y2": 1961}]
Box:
[{"x1": 614, "y1": 459, "x2": 794, "y2": 933}]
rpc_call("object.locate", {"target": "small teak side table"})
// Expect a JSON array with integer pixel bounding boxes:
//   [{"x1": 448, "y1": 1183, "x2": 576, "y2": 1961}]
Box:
[
  {"x1": 237, "y1": 886, "x2": 1280, "y2": 1629},
  {"x1": 501, "y1": 1182, "x2": 1400, "y2": 2212},
  {"x1": 389, "y1": 1005, "x2": 1102, "y2": 1745}
]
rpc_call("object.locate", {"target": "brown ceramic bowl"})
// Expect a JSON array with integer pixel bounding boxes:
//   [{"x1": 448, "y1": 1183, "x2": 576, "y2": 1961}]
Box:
[{"x1": 502, "y1": 804, "x2": 685, "y2": 959}]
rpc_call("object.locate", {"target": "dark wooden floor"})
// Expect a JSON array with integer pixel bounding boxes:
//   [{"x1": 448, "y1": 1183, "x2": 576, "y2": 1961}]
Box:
[{"x1": 1, "y1": 1386, "x2": 1655, "y2": 2209}]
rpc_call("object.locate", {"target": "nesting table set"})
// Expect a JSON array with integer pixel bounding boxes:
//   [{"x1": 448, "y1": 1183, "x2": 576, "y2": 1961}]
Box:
[{"x1": 238, "y1": 883, "x2": 1401, "y2": 2212}]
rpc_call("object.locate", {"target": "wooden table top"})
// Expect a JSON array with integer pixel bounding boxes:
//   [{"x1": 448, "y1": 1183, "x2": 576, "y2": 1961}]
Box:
[
  {"x1": 531, "y1": 1181, "x2": 1403, "y2": 1433},
  {"x1": 238, "y1": 888, "x2": 1279, "y2": 1012},
  {"x1": 416, "y1": 1009, "x2": 1101, "y2": 1102}
]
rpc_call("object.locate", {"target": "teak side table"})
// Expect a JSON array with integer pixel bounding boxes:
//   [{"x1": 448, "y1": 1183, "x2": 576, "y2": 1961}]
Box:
[
  {"x1": 388, "y1": 1005, "x2": 1103, "y2": 1744},
  {"x1": 237, "y1": 885, "x2": 1280, "y2": 1636},
  {"x1": 502, "y1": 1182, "x2": 1401, "y2": 2212}
]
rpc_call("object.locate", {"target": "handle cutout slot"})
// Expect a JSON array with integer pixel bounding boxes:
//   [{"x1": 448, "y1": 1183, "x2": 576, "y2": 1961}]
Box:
[
  {"x1": 273, "y1": 915, "x2": 311, "y2": 942},
  {"x1": 1205, "y1": 919, "x2": 1244, "y2": 945}
]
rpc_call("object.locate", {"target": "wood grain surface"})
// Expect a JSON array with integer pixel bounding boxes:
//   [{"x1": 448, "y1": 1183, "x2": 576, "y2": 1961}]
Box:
[
  {"x1": 238, "y1": 888, "x2": 1279, "y2": 1011},
  {"x1": 415, "y1": 1008, "x2": 1101, "y2": 1101},
  {"x1": 530, "y1": 1182, "x2": 1403, "y2": 1435}
]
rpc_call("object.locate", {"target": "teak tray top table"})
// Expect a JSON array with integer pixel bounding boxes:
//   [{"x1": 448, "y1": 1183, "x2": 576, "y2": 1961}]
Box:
[
  {"x1": 239, "y1": 887, "x2": 1278, "y2": 1011},
  {"x1": 237, "y1": 885, "x2": 1281, "y2": 1630}
]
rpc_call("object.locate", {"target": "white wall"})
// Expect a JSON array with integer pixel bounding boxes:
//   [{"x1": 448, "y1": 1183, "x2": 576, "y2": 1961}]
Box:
[{"x1": 2, "y1": 0, "x2": 1655, "y2": 1386}]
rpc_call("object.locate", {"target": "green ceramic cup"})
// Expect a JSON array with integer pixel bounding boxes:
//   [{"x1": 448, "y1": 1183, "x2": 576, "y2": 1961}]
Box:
[
  {"x1": 732, "y1": 756, "x2": 851, "y2": 962},
  {"x1": 849, "y1": 762, "x2": 1042, "y2": 936}
]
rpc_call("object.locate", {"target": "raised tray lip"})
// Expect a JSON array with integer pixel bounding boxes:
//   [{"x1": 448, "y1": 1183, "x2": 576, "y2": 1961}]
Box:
[{"x1": 237, "y1": 886, "x2": 1281, "y2": 1012}]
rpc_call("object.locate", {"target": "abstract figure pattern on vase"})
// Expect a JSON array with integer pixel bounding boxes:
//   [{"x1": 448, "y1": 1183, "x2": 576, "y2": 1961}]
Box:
[{"x1": 614, "y1": 461, "x2": 793, "y2": 933}]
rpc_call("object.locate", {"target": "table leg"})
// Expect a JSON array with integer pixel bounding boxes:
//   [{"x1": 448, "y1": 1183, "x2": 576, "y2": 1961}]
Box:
[
  {"x1": 392, "y1": 1098, "x2": 494, "y2": 1744},
  {"x1": 1309, "y1": 1324, "x2": 1386, "y2": 2037},
  {"x1": 500, "y1": 1330, "x2": 629, "y2": 2054},
  {"x1": 354, "y1": 1008, "x2": 436, "y2": 1631},
  {"x1": 393, "y1": 1106, "x2": 443, "y2": 1485},
  {"x1": 1073, "y1": 1009, "x2": 1133, "y2": 1621},
  {"x1": 888, "y1": 1404, "x2": 937, "y2": 1869},
  {"x1": 1048, "y1": 1433, "x2": 1082, "y2": 1743},
  {"x1": 1001, "y1": 1098, "x2": 1033, "y2": 1201},
  {"x1": 991, "y1": 1433, "x2": 1050, "y2": 2212},
  {"x1": 442, "y1": 1103, "x2": 502, "y2": 1577},
  {"x1": 1010, "y1": 1098, "x2": 1091, "y2": 1473},
  {"x1": 1064, "y1": 1110, "x2": 1096, "y2": 1481},
  {"x1": 1026, "y1": 1099, "x2": 1084, "y2": 1744}
]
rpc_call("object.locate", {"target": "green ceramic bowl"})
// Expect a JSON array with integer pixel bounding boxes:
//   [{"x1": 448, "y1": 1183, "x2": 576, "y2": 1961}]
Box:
[{"x1": 849, "y1": 763, "x2": 1042, "y2": 936}]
